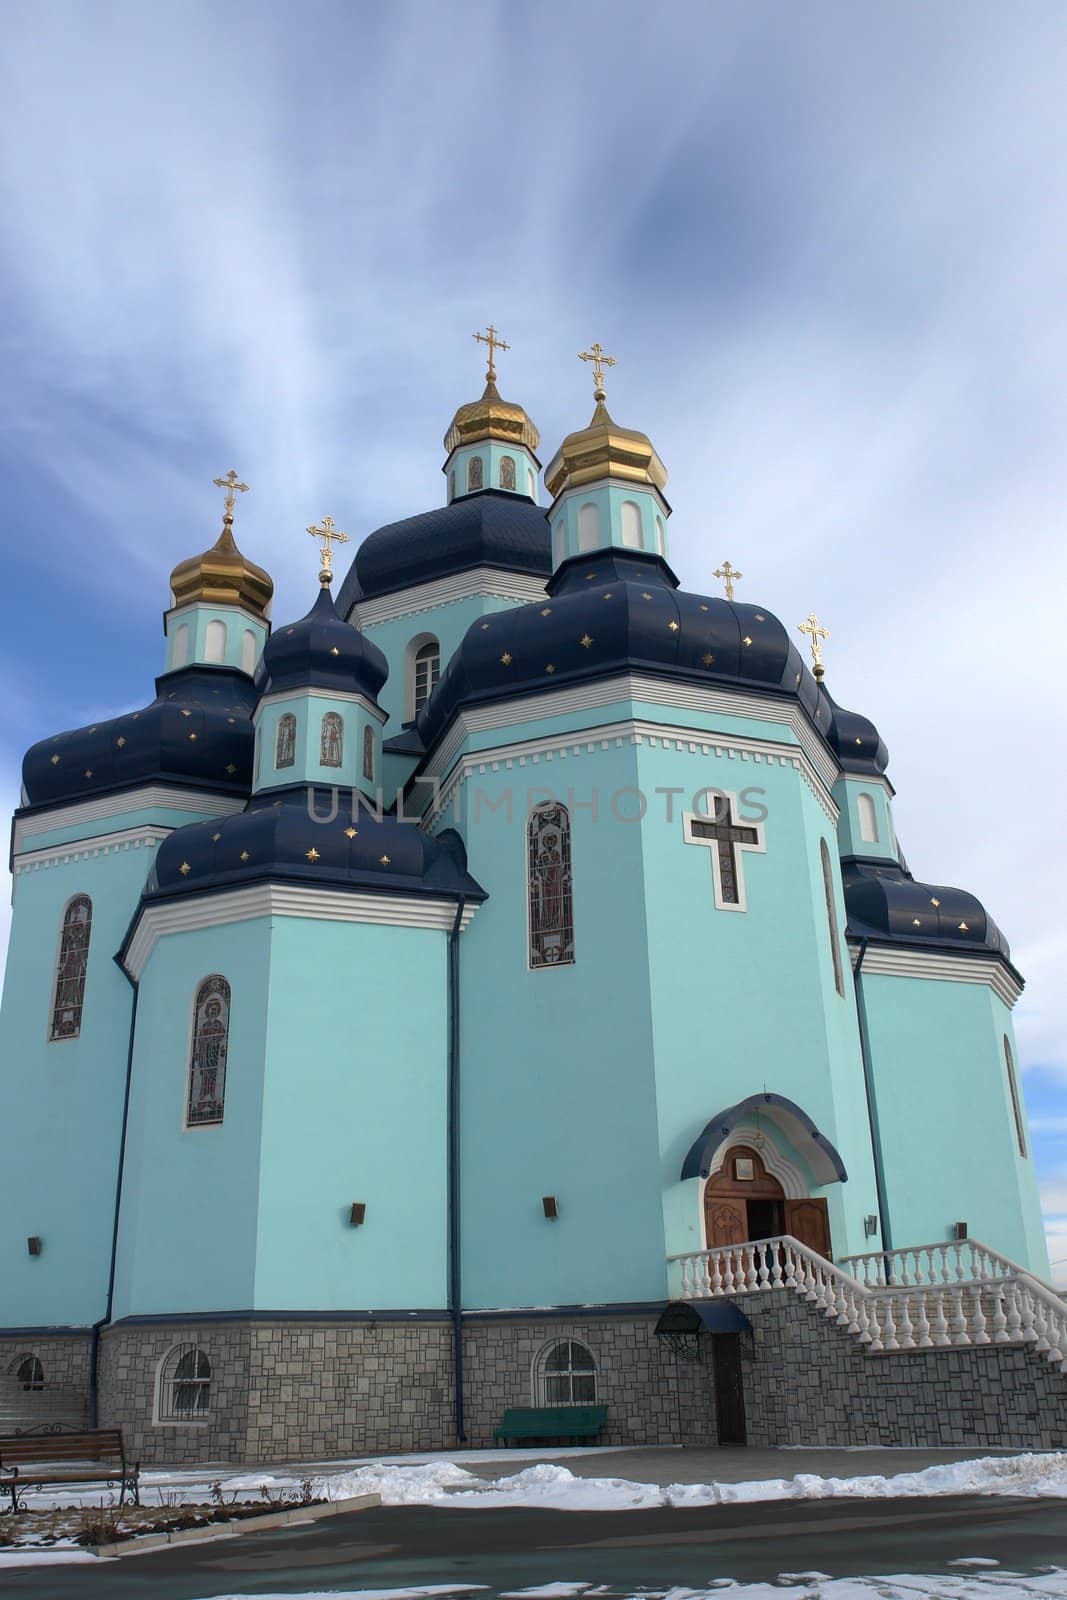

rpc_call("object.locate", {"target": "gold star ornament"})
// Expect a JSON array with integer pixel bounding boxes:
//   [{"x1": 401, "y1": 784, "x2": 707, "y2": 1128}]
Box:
[{"x1": 305, "y1": 847, "x2": 320, "y2": 862}]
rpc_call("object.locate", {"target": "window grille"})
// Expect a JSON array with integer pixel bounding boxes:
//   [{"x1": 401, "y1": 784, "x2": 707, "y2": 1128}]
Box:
[
  {"x1": 13, "y1": 1355, "x2": 44, "y2": 1391},
  {"x1": 187, "y1": 976, "x2": 231, "y2": 1127},
  {"x1": 413, "y1": 642, "x2": 440, "y2": 714},
  {"x1": 528, "y1": 803, "x2": 575, "y2": 968},
  {"x1": 537, "y1": 1340, "x2": 597, "y2": 1405},
  {"x1": 50, "y1": 896, "x2": 93, "y2": 1040},
  {"x1": 158, "y1": 1345, "x2": 211, "y2": 1421}
]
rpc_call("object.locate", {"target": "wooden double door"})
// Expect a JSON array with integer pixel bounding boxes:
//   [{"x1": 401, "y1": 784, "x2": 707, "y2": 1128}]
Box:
[{"x1": 704, "y1": 1144, "x2": 831, "y2": 1257}]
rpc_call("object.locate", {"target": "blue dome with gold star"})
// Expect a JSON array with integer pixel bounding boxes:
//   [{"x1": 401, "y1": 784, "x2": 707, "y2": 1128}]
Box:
[
  {"x1": 843, "y1": 858, "x2": 1011, "y2": 959},
  {"x1": 823, "y1": 689, "x2": 889, "y2": 777},
  {"x1": 416, "y1": 549, "x2": 831, "y2": 748},
  {"x1": 257, "y1": 583, "x2": 388, "y2": 698}
]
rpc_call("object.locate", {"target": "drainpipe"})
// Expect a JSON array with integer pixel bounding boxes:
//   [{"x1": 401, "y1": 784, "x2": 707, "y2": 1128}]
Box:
[
  {"x1": 852, "y1": 938, "x2": 892, "y2": 1258},
  {"x1": 447, "y1": 896, "x2": 467, "y2": 1443},
  {"x1": 89, "y1": 963, "x2": 139, "y2": 1428}
]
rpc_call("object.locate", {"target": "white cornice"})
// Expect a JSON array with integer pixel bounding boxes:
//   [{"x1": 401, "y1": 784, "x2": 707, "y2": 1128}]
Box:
[
  {"x1": 13, "y1": 827, "x2": 168, "y2": 874},
  {"x1": 350, "y1": 567, "x2": 549, "y2": 628},
  {"x1": 850, "y1": 941, "x2": 1023, "y2": 1008},
  {"x1": 13, "y1": 788, "x2": 247, "y2": 851},
  {"x1": 420, "y1": 717, "x2": 839, "y2": 831},
  {"x1": 123, "y1": 885, "x2": 479, "y2": 980},
  {"x1": 253, "y1": 688, "x2": 387, "y2": 725}
]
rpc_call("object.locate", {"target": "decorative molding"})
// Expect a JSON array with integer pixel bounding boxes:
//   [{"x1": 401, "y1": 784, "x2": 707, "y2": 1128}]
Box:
[
  {"x1": 705, "y1": 1127, "x2": 808, "y2": 1201},
  {"x1": 682, "y1": 793, "x2": 766, "y2": 913},
  {"x1": 14, "y1": 826, "x2": 168, "y2": 875},
  {"x1": 124, "y1": 884, "x2": 480, "y2": 980},
  {"x1": 14, "y1": 787, "x2": 246, "y2": 851},
  {"x1": 421, "y1": 717, "x2": 838, "y2": 832},
  {"x1": 351, "y1": 567, "x2": 549, "y2": 628},
  {"x1": 850, "y1": 941, "x2": 1023, "y2": 1008}
]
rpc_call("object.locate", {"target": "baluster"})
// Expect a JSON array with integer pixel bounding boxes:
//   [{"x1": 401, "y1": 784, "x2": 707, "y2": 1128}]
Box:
[
  {"x1": 803, "y1": 1256, "x2": 819, "y2": 1303},
  {"x1": 914, "y1": 1291, "x2": 932, "y2": 1348},
  {"x1": 1016, "y1": 1284, "x2": 1039, "y2": 1344},
  {"x1": 770, "y1": 1245, "x2": 785, "y2": 1290},
  {"x1": 680, "y1": 1257, "x2": 694, "y2": 1298},
  {"x1": 757, "y1": 1245, "x2": 771, "y2": 1291},
  {"x1": 710, "y1": 1250, "x2": 723, "y2": 1296},
  {"x1": 939, "y1": 1249, "x2": 952, "y2": 1286},
  {"x1": 1030, "y1": 1293, "x2": 1051, "y2": 1355},
  {"x1": 832, "y1": 1277, "x2": 851, "y2": 1327},
  {"x1": 742, "y1": 1246, "x2": 758, "y2": 1293},
  {"x1": 854, "y1": 1287, "x2": 872, "y2": 1343},
  {"x1": 782, "y1": 1243, "x2": 798, "y2": 1290},
  {"x1": 880, "y1": 1296, "x2": 899, "y2": 1351},
  {"x1": 866, "y1": 1296, "x2": 884, "y2": 1352},
  {"x1": 1004, "y1": 1282, "x2": 1023, "y2": 1341},
  {"x1": 954, "y1": 1242, "x2": 967, "y2": 1285},
  {"x1": 970, "y1": 1285, "x2": 989, "y2": 1345},
  {"x1": 897, "y1": 1294, "x2": 916, "y2": 1349},
  {"x1": 948, "y1": 1285, "x2": 969, "y2": 1345},
  {"x1": 990, "y1": 1290, "x2": 1009, "y2": 1343},
  {"x1": 930, "y1": 1290, "x2": 951, "y2": 1346},
  {"x1": 899, "y1": 1251, "x2": 913, "y2": 1288}
]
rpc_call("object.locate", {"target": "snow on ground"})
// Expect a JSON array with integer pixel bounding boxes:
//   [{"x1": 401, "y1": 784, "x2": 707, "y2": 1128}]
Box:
[
  {"x1": 0, "y1": 1548, "x2": 112, "y2": 1568},
  {"x1": 191, "y1": 1572, "x2": 1067, "y2": 1600}
]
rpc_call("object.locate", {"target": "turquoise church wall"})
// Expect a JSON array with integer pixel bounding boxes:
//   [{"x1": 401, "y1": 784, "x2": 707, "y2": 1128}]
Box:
[
  {"x1": 164, "y1": 602, "x2": 267, "y2": 676},
  {"x1": 550, "y1": 482, "x2": 669, "y2": 567},
  {"x1": 254, "y1": 693, "x2": 382, "y2": 796},
  {"x1": 833, "y1": 775, "x2": 898, "y2": 864},
  {"x1": 112, "y1": 911, "x2": 451, "y2": 1318},
  {"x1": 0, "y1": 845, "x2": 154, "y2": 1327},
  {"x1": 445, "y1": 442, "x2": 539, "y2": 504},
  {"x1": 859, "y1": 970, "x2": 1049, "y2": 1272}
]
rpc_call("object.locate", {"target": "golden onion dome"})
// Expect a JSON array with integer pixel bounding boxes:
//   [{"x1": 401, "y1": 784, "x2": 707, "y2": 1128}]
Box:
[
  {"x1": 443, "y1": 379, "x2": 541, "y2": 458},
  {"x1": 544, "y1": 398, "x2": 668, "y2": 500},
  {"x1": 169, "y1": 515, "x2": 274, "y2": 619}
]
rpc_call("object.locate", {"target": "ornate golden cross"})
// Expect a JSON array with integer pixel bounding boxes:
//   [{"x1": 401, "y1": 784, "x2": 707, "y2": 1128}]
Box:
[
  {"x1": 213, "y1": 469, "x2": 250, "y2": 521},
  {"x1": 473, "y1": 324, "x2": 510, "y2": 382},
  {"x1": 798, "y1": 611, "x2": 830, "y2": 680},
  {"x1": 308, "y1": 515, "x2": 350, "y2": 586},
  {"x1": 714, "y1": 560, "x2": 743, "y2": 601},
  {"x1": 579, "y1": 341, "x2": 617, "y2": 400}
]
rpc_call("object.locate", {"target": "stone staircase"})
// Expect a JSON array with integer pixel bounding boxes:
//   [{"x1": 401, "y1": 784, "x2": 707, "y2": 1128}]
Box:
[{"x1": 668, "y1": 1236, "x2": 1067, "y2": 1363}]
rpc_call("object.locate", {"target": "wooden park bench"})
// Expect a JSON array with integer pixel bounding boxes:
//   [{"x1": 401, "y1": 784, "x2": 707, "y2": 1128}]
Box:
[
  {"x1": 0, "y1": 1428, "x2": 140, "y2": 1513},
  {"x1": 493, "y1": 1405, "x2": 607, "y2": 1447}
]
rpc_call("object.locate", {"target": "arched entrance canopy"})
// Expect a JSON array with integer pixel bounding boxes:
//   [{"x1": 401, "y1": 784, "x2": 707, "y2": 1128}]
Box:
[{"x1": 681, "y1": 1093, "x2": 848, "y2": 1186}]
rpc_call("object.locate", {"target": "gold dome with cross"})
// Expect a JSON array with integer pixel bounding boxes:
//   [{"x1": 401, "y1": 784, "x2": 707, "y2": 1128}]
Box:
[
  {"x1": 443, "y1": 325, "x2": 541, "y2": 457},
  {"x1": 544, "y1": 343, "x2": 667, "y2": 499},
  {"x1": 169, "y1": 471, "x2": 274, "y2": 620}
]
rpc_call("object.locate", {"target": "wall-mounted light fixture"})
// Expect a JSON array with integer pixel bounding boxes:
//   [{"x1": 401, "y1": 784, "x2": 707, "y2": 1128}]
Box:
[
  {"x1": 954, "y1": 1220, "x2": 968, "y2": 1241},
  {"x1": 864, "y1": 1214, "x2": 878, "y2": 1238},
  {"x1": 542, "y1": 1196, "x2": 559, "y2": 1219},
  {"x1": 349, "y1": 1203, "x2": 366, "y2": 1227},
  {"x1": 27, "y1": 1236, "x2": 42, "y2": 1257}
]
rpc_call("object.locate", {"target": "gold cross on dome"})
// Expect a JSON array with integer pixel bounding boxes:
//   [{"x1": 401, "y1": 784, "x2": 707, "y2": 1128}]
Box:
[
  {"x1": 308, "y1": 515, "x2": 349, "y2": 586},
  {"x1": 473, "y1": 324, "x2": 510, "y2": 383},
  {"x1": 798, "y1": 611, "x2": 830, "y2": 681},
  {"x1": 579, "y1": 341, "x2": 617, "y2": 400},
  {"x1": 213, "y1": 469, "x2": 249, "y2": 522},
  {"x1": 714, "y1": 560, "x2": 743, "y2": 601}
]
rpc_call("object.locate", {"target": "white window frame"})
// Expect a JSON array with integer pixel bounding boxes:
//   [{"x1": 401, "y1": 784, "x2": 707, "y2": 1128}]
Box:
[
  {"x1": 405, "y1": 632, "x2": 441, "y2": 721},
  {"x1": 154, "y1": 1343, "x2": 212, "y2": 1425},
  {"x1": 531, "y1": 1338, "x2": 598, "y2": 1406},
  {"x1": 857, "y1": 792, "x2": 879, "y2": 844},
  {"x1": 682, "y1": 790, "x2": 766, "y2": 913}
]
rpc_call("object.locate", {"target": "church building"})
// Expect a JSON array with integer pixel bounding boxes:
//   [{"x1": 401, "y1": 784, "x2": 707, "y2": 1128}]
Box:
[{"x1": 0, "y1": 335, "x2": 1055, "y2": 1461}]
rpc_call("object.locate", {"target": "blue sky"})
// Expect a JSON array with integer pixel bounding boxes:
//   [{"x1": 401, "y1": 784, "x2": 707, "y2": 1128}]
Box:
[{"x1": 2, "y1": 1, "x2": 1066, "y2": 1275}]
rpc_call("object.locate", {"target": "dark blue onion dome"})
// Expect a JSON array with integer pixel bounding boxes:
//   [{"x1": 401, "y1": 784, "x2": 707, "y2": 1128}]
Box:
[
  {"x1": 843, "y1": 858, "x2": 1011, "y2": 960},
  {"x1": 335, "y1": 491, "x2": 552, "y2": 612},
  {"x1": 821, "y1": 688, "x2": 889, "y2": 777},
  {"x1": 256, "y1": 582, "x2": 388, "y2": 699},
  {"x1": 22, "y1": 665, "x2": 258, "y2": 808},
  {"x1": 416, "y1": 547, "x2": 832, "y2": 749},
  {"x1": 144, "y1": 783, "x2": 486, "y2": 904}
]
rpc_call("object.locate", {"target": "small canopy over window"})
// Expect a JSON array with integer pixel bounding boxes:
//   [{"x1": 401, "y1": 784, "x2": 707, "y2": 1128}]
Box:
[
  {"x1": 158, "y1": 1345, "x2": 211, "y2": 1420},
  {"x1": 535, "y1": 1339, "x2": 597, "y2": 1405},
  {"x1": 51, "y1": 895, "x2": 92, "y2": 1040}
]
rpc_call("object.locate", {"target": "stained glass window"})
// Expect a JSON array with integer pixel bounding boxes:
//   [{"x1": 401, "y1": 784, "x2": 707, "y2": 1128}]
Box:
[
  {"x1": 158, "y1": 1345, "x2": 211, "y2": 1420},
  {"x1": 50, "y1": 895, "x2": 92, "y2": 1040},
  {"x1": 363, "y1": 724, "x2": 375, "y2": 783},
  {"x1": 321, "y1": 711, "x2": 343, "y2": 768},
  {"x1": 187, "y1": 976, "x2": 231, "y2": 1127},
  {"x1": 275, "y1": 712, "x2": 296, "y2": 769},
  {"x1": 821, "y1": 838, "x2": 845, "y2": 997},
  {"x1": 413, "y1": 641, "x2": 440, "y2": 714},
  {"x1": 499, "y1": 454, "x2": 516, "y2": 490},
  {"x1": 467, "y1": 455, "x2": 483, "y2": 491},
  {"x1": 538, "y1": 1340, "x2": 596, "y2": 1405},
  {"x1": 528, "y1": 803, "x2": 575, "y2": 968}
]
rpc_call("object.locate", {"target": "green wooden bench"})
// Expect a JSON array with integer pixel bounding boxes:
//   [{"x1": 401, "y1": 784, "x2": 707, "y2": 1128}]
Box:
[{"x1": 493, "y1": 1405, "x2": 607, "y2": 1447}]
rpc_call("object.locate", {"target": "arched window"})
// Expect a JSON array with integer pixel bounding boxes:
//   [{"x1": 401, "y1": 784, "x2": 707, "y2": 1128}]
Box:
[
  {"x1": 158, "y1": 1345, "x2": 211, "y2": 1421},
  {"x1": 363, "y1": 724, "x2": 375, "y2": 783},
  {"x1": 578, "y1": 502, "x2": 600, "y2": 552},
  {"x1": 554, "y1": 520, "x2": 566, "y2": 567},
  {"x1": 820, "y1": 838, "x2": 845, "y2": 998},
  {"x1": 171, "y1": 623, "x2": 190, "y2": 670},
  {"x1": 1004, "y1": 1036, "x2": 1028, "y2": 1157},
  {"x1": 655, "y1": 516, "x2": 665, "y2": 555},
  {"x1": 535, "y1": 1340, "x2": 597, "y2": 1406},
  {"x1": 320, "y1": 711, "x2": 344, "y2": 768},
  {"x1": 275, "y1": 712, "x2": 296, "y2": 769},
  {"x1": 186, "y1": 976, "x2": 231, "y2": 1127},
  {"x1": 528, "y1": 803, "x2": 575, "y2": 968},
  {"x1": 413, "y1": 641, "x2": 440, "y2": 714},
  {"x1": 499, "y1": 454, "x2": 516, "y2": 490},
  {"x1": 857, "y1": 793, "x2": 879, "y2": 844},
  {"x1": 449, "y1": 469, "x2": 456, "y2": 501},
  {"x1": 467, "y1": 455, "x2": 483, "y2": 492},
  {"x1": 527, "y1": 467, "x2": 536, "y2": 500},
  {"x1": 50, "y1": 895, "x2": 93, "y2": 1040},
  {"x1": 11, "y1": 1354, "x2": 44, "y2": 1391},
  {"x1": 241, "y1": 629, "x2": 257, "y2": 676},
  {"x1": 620, "y1": 501, "x2": 643, "y2": 549},
  {"x1": 205, "y1": 619, "x2": 227, "y2": 663}
]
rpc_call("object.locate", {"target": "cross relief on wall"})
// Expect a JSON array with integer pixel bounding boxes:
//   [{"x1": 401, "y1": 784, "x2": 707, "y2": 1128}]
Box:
[{"x1": 683, "y1": 790, "x2": 767, "y2": 912}]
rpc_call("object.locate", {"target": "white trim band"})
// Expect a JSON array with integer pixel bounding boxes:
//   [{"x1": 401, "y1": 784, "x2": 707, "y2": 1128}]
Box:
[
  {"x1": 124, "y1": 885, "x2": 479, "y2": 979},
  {"x1": 14, "y1": 788, "x2": 246, "y2": 851},
  {"x1": 14, "y1": 826, "x2": 169, "y2": 874},
  {"x1": 850, "y1": 941, "x2": 1023, "y2": 1008},
  {"x1": 350, "y1": 567, "x2": 549, "y2": 627}
]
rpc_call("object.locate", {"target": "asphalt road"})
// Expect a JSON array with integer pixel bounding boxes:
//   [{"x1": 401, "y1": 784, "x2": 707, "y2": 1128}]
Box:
[{"x1": 5, "y1": 1495, "x2": 1067, "y2": 1599}]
